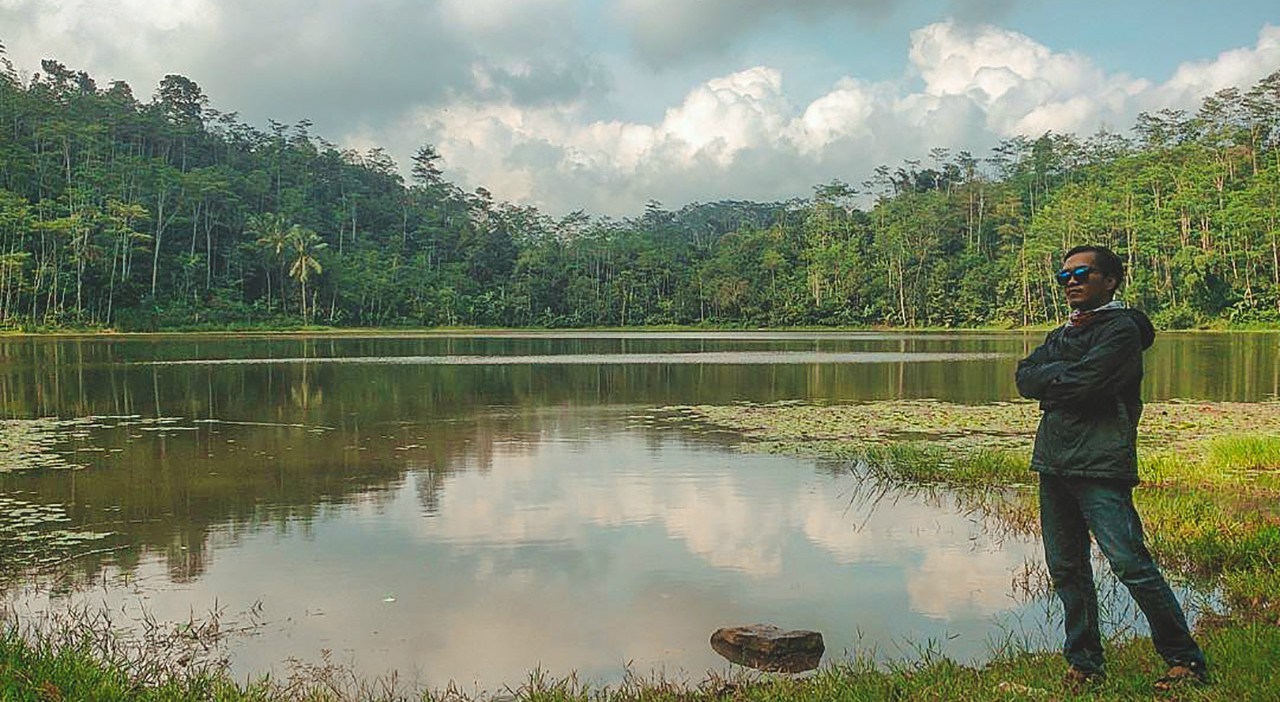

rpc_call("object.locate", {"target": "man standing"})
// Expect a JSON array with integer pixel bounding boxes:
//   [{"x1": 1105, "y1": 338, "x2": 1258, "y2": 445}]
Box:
[{"x1": 1016, "y1": 245, "x2": 1208, "y2": 691}]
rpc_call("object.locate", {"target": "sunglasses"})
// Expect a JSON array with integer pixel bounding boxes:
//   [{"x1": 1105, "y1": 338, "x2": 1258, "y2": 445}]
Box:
[{"x1": 1054, "y1": 265, "x2": 1097, "y2": 285}]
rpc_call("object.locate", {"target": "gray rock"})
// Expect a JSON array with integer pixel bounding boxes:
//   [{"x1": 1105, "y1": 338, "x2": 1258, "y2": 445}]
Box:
[{"x1": 710, "y1": 624, "x2": 824, "y2": 673}]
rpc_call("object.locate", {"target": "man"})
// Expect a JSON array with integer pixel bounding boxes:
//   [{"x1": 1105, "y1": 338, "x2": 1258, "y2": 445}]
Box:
[{"x1": 1016, "y1": 245, "x2": 1208, "y2": 691}]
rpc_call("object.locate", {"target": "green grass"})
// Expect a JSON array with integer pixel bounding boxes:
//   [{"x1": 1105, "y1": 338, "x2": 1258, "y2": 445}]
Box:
[
  {"x1": 1206, "y1": 435, "x2": 1280, "y2": 474},
  {"x1": 0, "y1": 629, "x2": 248, "y2": 701},
  {"x1": 5, "y1": 621, "x2": 1280, "y2": 701},
  {"x1": 861, "y1": 443, "x2": 1032, "y2": 487}
]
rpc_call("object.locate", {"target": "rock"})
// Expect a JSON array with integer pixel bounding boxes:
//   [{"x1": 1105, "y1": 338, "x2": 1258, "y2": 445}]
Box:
[{"x1": 709, "y1": 624, "x2": 824, "y2": 673}]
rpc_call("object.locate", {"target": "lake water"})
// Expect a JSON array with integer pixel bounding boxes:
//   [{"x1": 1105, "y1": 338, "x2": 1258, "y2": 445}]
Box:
[{"x1": 1, "y1": 331, "x2": 1275, "y2": 691}]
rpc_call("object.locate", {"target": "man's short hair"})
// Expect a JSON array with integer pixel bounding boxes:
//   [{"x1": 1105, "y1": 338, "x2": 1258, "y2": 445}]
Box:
[{"x1": 1065, "y1": 245, "x2": 1125, "y2": 287}]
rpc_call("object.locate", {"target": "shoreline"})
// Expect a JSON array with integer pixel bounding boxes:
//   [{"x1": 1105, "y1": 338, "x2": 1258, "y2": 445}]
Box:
[{"x1": 2, "y1": 323, "x2": 1279, "y2": 338}]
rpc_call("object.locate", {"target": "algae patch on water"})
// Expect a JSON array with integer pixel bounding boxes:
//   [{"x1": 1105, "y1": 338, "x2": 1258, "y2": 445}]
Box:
[
  {"x1": 1, "y1": 418, "x2": 118, "y2": 579},
  {"x1": 664, "y1": 399, "x2": 1280, "y2": 459},
  {"x1": 0, "y1": 496, "x2": 116, "y2": 578},
  {"x1": 0, "y1": 418, "x2": 95, "y2": 474}
]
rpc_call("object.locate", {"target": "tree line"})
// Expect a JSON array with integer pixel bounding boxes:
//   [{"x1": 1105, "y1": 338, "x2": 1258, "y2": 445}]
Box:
[{"x1": 1, "y1": 44, "x2": 1278, "y2": 331}]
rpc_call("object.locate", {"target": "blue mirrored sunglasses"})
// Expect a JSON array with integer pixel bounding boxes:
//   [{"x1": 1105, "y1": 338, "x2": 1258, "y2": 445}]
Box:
[{"x1": 1054, "y1": 265, "x2": 1096, "y2": 285}]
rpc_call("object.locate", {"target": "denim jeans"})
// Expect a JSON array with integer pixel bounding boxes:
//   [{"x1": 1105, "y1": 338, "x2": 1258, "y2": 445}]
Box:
[{"x1": 1038, "y1": 474, "x2": 1206, "y2": 674}]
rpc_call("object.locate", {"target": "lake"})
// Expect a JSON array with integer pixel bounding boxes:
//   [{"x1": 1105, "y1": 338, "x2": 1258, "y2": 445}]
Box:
[{"x1": 1, "y1": 331, "x2": 1276, "y2": 691}]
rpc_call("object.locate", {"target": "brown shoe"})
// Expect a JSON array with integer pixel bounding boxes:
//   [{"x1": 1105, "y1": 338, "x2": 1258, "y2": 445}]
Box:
[
  {"x1": 1153, "y1": 664, "x2": 1209, "y2": 691},
  {"x1": 1063, "y1": 666, "x2": 1105, "y2": 691}
]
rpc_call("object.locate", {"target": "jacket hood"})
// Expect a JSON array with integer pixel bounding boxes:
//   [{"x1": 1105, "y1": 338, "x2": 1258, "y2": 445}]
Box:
[{"x1": 1111, "y1": 308, "x2": 1156, "y2": 350}]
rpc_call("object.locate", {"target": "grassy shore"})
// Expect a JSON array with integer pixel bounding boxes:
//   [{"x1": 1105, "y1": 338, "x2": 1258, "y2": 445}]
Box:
[
  {"x1": 3, "y1": 622, "x2": 1280, "y2": 701},
  {"x1": 3, "y1": 399, "x2": 1279, "y2": 700}
]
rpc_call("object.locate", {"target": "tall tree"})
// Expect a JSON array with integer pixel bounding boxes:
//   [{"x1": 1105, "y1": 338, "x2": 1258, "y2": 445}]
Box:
[{"x1": 288, "y1": 226, "x2": 326, "y2": 323}]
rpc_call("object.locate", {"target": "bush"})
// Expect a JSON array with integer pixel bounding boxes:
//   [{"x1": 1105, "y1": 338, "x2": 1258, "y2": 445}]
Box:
[{"x1": 1151, "y1": 303, "x2": 1199, "y2": 330}]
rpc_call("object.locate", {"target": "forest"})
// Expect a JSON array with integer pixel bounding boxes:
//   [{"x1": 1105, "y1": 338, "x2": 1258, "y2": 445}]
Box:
[{"x1": 1, "y1": 43, "x2": 1278, "y2": 331}]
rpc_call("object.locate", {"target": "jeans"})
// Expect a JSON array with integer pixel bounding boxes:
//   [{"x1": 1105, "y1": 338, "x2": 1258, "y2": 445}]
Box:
[{"x1": 1038, "y1": 474, "x2": 1206, "y2": 674}]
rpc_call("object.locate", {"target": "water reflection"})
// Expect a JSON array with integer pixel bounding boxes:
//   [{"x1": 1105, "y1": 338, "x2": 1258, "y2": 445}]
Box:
[
  {"x1": 2, "y1": 332, "x2": 1276, "y2": 420},
  {"x1": 8, "y1": 414, "x2": 1047, "y2": 689},
  {"x1": 150, "y1": 351, "x2": 1009, "y2": 366}
]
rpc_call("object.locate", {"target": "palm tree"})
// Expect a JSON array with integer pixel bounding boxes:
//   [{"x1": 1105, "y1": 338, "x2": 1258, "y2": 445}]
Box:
[
  {"x1": 247, "y1": 212, "x2": 291, "y2": 311},
  {"x1": 288, "y1": 226, "x2": 327, "y2": 323}
]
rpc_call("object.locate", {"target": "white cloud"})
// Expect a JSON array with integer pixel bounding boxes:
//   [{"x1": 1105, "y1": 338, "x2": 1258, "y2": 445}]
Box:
[
  {"x1": 794, "y1": 79, "x2": 877, "y2": 155},
  {"x1": 1147, "y1": 24, "x2": 1280, "y2": 110},
  {"x1": 396, "y1": 20, "x2": 1280, "y2": 215},
  {"x1": 906, "y1": 546, "x2": 1028, "y2": 619},
  {"x1": 407, "y1": 448, "x2": 792, "y2": 575},
  {"x1": 657, "y1": 67, "x2": 791, "y2": 166},
  {"x1": 906, "y1": 20, "x2": 1150, "y2": 136},
  {"x1": 0, "y1": 0, "x2": 595, "y2": 133},
  {"x1": 3, "y1": 2, "x2": 1278, "y2": 218},
  {"x1": 5, "y1": 0, "x2": 213, "y2": 36},
  {"x1": 660, "y1": 477, "x2": 789, "y2": 575}
]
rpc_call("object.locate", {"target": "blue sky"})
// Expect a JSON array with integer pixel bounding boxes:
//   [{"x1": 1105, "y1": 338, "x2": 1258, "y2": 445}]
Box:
[{"x1": 2, "y1": 1, "x2": 1278, "y2": 216}]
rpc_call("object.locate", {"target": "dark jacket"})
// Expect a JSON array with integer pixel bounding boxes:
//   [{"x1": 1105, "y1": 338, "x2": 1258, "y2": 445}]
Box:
[{"x1": 1015, "y1": 308, "x2": 1157, "y2": 485}]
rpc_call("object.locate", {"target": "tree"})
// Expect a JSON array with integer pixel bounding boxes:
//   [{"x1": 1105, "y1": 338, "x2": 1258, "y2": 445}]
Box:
[
  {"x1": 2, "y1": 49, "x2": 1279, "y2": 330},
  {"x1": 288, "y1": 226, "x2": 327, "y2": 323},
  {"x1": 156, "y1": 74, "x2": 208, "y2": 128},
  {"x1": 248, "y1": 212, "x2": 292, "y2": 312},
  {"x1": 410, "y1": 144, "x2": 445, "y2": 188}
]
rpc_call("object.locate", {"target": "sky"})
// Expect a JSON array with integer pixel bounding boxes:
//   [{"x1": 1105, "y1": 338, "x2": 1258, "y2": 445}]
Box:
[{"x1": 2, "y1": 1, "x2": 1279, "y2": 217}]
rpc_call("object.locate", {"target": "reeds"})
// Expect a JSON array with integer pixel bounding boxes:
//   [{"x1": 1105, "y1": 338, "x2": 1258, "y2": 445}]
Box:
[
  {"x1": 860, "y1": 443, "x2": 1029, "y2": 488},
  {"x1": 1206, "y1": 434, "x2": 1280, "y2": 474},
  {"x1": 0, "y1": 605, "x2": 247, "y2": 701}
]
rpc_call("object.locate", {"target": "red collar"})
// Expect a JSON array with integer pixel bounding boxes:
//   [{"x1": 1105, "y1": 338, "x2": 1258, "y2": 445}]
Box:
[{"x1": 1068, "y1": 308, "x2": 1100, "y2": 327}]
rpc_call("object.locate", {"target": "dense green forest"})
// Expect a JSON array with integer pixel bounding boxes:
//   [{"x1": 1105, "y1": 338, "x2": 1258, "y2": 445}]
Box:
[{"x1": 1, "y1": 44, "x2": 1278, "y2": 331}]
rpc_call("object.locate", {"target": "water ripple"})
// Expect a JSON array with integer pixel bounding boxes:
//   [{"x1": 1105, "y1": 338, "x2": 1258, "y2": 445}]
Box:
[{"x1": 148, "y1": 351, "x2": 1011, "y2": 366}]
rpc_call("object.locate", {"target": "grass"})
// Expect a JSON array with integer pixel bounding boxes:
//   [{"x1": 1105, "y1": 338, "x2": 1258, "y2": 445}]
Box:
[
  {"x1": 860, "y1": 443, "x2": 1032, "y2": 487},
  {"x1": 3, "y1": 398, "x2": 1280, "y2": 700},
  {"x1": 5, "y1": 620, "x2": 1280, "y2": 701},
  {"x1": 1205, "y1": 435, "x2": 1280, "y2": 475},
  {"x1": 0, "y1": 636, "x2": 242, "y2": 701}
]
